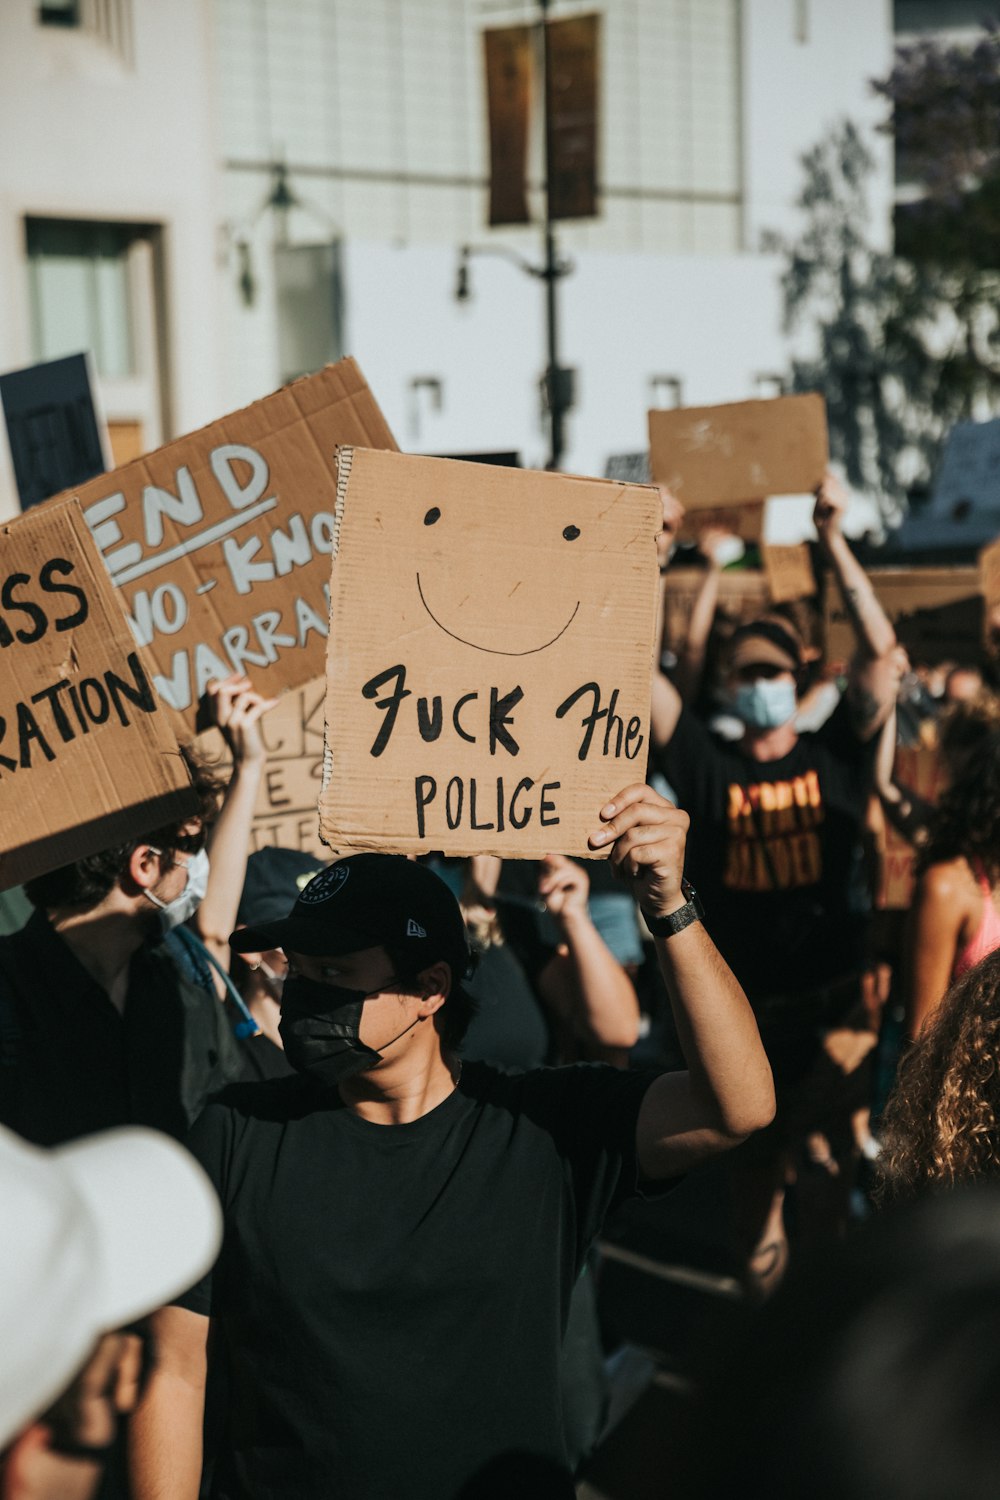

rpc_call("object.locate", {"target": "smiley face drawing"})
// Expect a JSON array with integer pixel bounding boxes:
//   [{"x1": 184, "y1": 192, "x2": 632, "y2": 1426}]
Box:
[
  {"x1": 325, "y1": 453, "x2": 657, "y2": 662},
  {"x1": 330, "y1": 450, "x2": 659, "y2": 663},
  {"x1": 416, "y1": 505, "x2": 584, "y2": 656}
]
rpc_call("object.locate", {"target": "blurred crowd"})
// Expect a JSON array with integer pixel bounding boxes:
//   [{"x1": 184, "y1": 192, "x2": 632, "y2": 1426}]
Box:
[{"x1": 5, "y1": 471, "x2": 1000, "y2": 1500}]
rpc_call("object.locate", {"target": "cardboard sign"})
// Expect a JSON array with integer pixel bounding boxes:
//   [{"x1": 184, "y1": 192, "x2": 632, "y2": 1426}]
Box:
[
  {"x1": 319, "y1": 450, "x2": 660, "y2": 856},
  {"x1": 0, "y1": 497, "x2": 195, "y2": 891},
  {"x1": 762, "y1": 543, "x2": 816, "y2": 604},
  {"x1": 980, "y1": 537, "x2": 1000, "y2": 611},
  {"x1": 194, "y1": 677, "x2": 328, "y2": 860},
  {"x1": 648, "y1": 394, "x2": 827, "y2": 510},
  {"x1": 878, "y1": 745, "x2": 946, "y2": 911},
  {"x1": 46, "y1": 360, "x2": 397, "y2": 729},
  {"x1": 661, "y1": 567, "x2": 769, "y2": 657},
  {"x1": 0, "y1": 353, "x2": 108, "y2": 511},
  {"x1": 823, "y1": 568, "x2": 981, "y2": 669}
]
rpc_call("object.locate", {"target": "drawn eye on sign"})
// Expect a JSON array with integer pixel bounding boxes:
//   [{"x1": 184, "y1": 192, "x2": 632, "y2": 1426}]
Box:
[{"x1": 318, "y1": 448, "x2": 661, "y2": 859}]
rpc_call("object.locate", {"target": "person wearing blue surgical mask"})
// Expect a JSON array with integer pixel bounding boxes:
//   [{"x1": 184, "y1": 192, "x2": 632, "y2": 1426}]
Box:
[{"x1": 651, "y1": 472, "x2": 907, "y2": 1295}]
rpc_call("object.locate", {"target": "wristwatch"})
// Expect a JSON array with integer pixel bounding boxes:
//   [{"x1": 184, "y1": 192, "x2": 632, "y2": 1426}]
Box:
[{"x1": 642, "y1": 880, "x2": 705, "y2": 938}]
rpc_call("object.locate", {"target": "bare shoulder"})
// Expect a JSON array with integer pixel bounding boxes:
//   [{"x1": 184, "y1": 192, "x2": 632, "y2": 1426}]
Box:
[{"x1": 917, "y1": 857, "x2": 978, "y2": 906}]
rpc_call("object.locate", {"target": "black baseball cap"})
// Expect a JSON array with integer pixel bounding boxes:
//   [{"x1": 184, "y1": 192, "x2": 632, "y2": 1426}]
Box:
[
  {"x1": 230, "y1": 852, "x2": 469, "y2": 968},
  {"x1": 236, "y1": 848, "x2": 326, "y2": 930}
]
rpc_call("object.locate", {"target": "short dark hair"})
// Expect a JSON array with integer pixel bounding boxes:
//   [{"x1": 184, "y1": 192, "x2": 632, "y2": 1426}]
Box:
[
  {"x1": 383, "y1": 938, "x2": 478, "y2": 1050},
  {"x1": 24, "y1": 748, "x2": 226, "y2": 912}
]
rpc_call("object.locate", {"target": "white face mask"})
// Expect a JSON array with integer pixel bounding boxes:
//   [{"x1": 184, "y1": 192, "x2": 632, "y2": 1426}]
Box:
[{"x1": 145, "y1": 847, "x2": 210, "y2": 929}]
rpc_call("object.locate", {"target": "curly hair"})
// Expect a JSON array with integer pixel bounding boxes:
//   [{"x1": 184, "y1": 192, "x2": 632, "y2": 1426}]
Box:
[
  {"x1": 938, "y1": 690, "x2": 1000, "y2": 767},
  {"x1": 23, "y1": 746, "x2": 227, "y2": 912},
  {"x1": 917, "y1": 726, "x2": 1000, "y2": 886},
  {"x1": 875, "y1": 948, "x2": 1000, "y2": 1205}
]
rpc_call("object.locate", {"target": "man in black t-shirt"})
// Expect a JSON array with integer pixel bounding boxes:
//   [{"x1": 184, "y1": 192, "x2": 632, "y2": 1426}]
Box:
[
  {"x1": 652, "y1": 474, "x2": 903, "y2": 1282},
  {"x1": 131, "y1": 784, "x2": 774, "y2": 1500}
]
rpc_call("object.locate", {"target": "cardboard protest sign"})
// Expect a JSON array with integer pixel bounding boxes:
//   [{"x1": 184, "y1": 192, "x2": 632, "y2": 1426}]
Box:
[
  {"x1": 824, "y1": 568, "x2": 981, "y2": 669},
  {"x1": 46, "y1": 359, "x2": 397, "y2": 730},
  {"x1": 648, "y1": 394, "x2": 827, "y2": 513},
  {"x1": 762, "y1": 543, "x2": 816, "y2": 604},
  {"x1": 661, "y1": 568, "x2": 769, "y2": 658},
  {"x1": 980, "y1": 537, "x2": 1000, "y2": 611},
  {"x1": 319, "y1": 450, "x2": 661, "y2": 857},
  {"x1": 195, "y1": 677, "x2": 328, "y2": 860},
  {"x1": 0, "y1": 497, "x2": 195, "y2": 890},
  {"x1": 877, "y1": 746, "x2": 946, "y2": 911}
]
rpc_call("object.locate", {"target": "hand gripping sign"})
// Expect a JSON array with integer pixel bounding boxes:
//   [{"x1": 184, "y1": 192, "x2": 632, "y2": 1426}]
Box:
[{"x1": 318, "y1": 449, "x2": 661, "y2": 857}]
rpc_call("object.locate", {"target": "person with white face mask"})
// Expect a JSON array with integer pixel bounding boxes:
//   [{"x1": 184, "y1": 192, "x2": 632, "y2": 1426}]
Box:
[
  {"x1": 651, "y1": 472, "x2": 904, "y2": 1293},
  {"x1": 0, "y1": 675, "x2": 274, "y2": 1153}
]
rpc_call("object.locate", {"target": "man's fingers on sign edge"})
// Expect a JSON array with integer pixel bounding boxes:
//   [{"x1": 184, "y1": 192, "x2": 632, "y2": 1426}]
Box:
[{"x1": 589, "y1": 786, "x2": 687, "y2": 849}]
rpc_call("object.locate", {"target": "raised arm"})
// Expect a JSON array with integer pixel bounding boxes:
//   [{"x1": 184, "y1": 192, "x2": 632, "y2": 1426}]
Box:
[
  {"x1": 673, "y1": 528, "x2": 736, "y2": 704},
  {"x1": 194, "y1": 676, "x2": 276, "y2": 978},
  {"x1": 651, "y1": 488, "x2": 686, "y2": 747},
  {"x1": 589, "y1": 785, "x2": 775, "y2": 1178},
  {"x1": 814, "y1": 473, "x2": 898, "y2": 740},
  {"x1": 534, "y1": 854, "x2": 640, "y2": 1061},
  {"x1": 130, "y1": 1306, "x2": 209, "y2": 1500}
]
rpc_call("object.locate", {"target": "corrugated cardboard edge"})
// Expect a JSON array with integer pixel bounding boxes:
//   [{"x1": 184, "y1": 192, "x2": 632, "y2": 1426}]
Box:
[{"x1": 318, "y1": 444, "x2": 355, "y2": 842}]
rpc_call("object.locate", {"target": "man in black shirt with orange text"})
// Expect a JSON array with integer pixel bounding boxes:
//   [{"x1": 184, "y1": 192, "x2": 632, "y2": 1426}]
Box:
[{"x1": 653, "y1": 474, "x2": 903, "y2": 1287}]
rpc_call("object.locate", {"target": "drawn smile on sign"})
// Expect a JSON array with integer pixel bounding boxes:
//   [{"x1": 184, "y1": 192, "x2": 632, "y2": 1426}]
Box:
[{"x1": 415, "y1": 507, "x2": 581, "y2": 657}]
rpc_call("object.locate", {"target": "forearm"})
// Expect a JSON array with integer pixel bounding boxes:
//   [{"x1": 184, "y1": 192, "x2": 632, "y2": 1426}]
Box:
[
  {"x1": 198, "y1": 761, "x2": 264, "y2": 962},
  {"x1": 553, "y1": 909, "x2": 640, "y2": 1052},
  {"x1": 823, "y1": 530, "x2": 896, "y2": 658},
  {"x1": 130, "y1": 1370, "x2": 204, "y2": 1500},
  {"x1": 654, "y1": 921, "x2": 773, "y2": 1138}
]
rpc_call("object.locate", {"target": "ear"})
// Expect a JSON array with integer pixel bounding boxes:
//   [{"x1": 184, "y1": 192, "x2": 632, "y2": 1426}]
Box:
[
  {"x1": 415, "y1": 960, "x2": 451, "y2": 1018},
  {"x1": 126, "y1": 845, "x2": 162, "y2": 893}
]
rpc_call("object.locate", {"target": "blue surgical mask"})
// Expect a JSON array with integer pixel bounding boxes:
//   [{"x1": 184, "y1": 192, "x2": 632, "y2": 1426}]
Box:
[
  {"x1": 729, "y1": 679, "x2": 797, "y2": 730},
  {"x1": 145, "y1": 847, "x2": 210, "y2": 929}
]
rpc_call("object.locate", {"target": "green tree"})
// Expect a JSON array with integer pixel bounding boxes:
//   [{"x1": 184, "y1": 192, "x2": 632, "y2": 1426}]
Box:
[{"x1": 771, "y1": 110, "x2": 1000, "y2": 528}]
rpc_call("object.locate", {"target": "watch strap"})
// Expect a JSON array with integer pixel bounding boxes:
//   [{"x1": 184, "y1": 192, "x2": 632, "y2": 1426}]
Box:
[{"x1": 642, "y1": 883, "x2": 705, "y2": 938}]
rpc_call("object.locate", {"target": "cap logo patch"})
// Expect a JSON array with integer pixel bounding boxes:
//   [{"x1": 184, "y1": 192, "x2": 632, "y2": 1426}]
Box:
[
  {"x1": 406, "y1": 918, "x2": 427, "y2": 938},
  {"x1": 299, "y1": 866, "x2": 350, "y2": 905}
]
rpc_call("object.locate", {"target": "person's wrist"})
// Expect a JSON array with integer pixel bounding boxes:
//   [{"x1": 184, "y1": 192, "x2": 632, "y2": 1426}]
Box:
[{"x1": 640, "y1": 888, "x2": 687, "y2": 922}]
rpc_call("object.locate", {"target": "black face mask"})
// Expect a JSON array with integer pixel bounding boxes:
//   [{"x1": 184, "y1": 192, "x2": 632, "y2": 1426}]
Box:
[{"x1": 278, "y1": 972, "x2": 419, "y2": 1087}]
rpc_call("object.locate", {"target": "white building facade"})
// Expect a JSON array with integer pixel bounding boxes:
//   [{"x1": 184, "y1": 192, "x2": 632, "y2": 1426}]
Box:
[{"x1": 0, "y1": 0, "x2": 895, "y2": 519}]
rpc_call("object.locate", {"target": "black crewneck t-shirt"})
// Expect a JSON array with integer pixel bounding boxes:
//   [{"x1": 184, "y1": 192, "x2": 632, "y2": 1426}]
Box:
[{"x1": 178, "y1": 1060, "x2": 657, "y2": 1500}]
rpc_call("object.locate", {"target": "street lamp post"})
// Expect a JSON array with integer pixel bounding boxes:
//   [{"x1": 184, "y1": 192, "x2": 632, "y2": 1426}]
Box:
[{"x1": 459, "y1": 0, "x2": 575, "y2": 470}]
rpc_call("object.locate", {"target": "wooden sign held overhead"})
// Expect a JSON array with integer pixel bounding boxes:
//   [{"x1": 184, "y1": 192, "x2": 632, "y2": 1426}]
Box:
[
  {"x1": 648, "y1": 394, "x2": 827, "y2": 511},
  {"x1": 0, "y1": 497, "x2": 195, "y2": 890},
  {"x1": 762, "y1": 543, "x2": 816, "y2": 604},
  {"x1": 320, "y1": 450, "x2": 661, "y2": 857},
  {"x1": 195, "y1": 677, "x2": 328, "y2": 860},
  {"x1": 46, "y1": 359, "x2": 397, "y2": 731}
]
